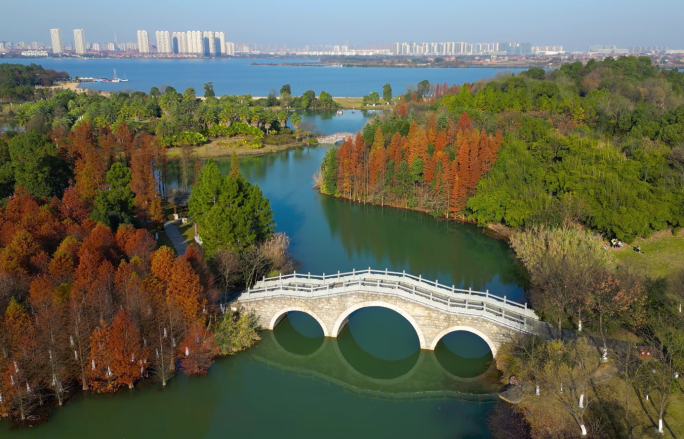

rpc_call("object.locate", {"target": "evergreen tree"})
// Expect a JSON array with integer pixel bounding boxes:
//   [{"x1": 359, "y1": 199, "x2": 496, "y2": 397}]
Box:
[
  {"x1": 383, "y1": 83, "x2": 392, "y2": 102},
  {"x1": 189, "y1": 159, "x2": 274, "y2": 253},
  {"x1": 91, "y1": 163, "x2": 136, "y2": 230},
  {"x1": 8, "y1": 131, "x2": 71, "y2": 198},
  {"x1": 320, "y1": 147, "x2": 338, "y2": 194}
]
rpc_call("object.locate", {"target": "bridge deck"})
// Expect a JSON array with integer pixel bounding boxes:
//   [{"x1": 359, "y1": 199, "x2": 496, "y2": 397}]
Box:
[{"x1": 239, "y1": 268, "x2": 539, "y2": 334}]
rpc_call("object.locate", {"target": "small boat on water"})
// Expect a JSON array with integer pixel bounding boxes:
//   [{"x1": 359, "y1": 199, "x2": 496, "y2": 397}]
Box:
[{"x1": 111, "y1": 69, "x2": 129, "y2": 83}]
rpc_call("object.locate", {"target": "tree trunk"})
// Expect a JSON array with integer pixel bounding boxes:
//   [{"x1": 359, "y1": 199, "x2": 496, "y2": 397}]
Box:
[{"x1": 600, "y1": 313, "x2": 607, "y2": 352}]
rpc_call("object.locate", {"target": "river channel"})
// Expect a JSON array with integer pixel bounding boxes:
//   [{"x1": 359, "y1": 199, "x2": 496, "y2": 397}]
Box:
[{"x1": 2, "y1": 110, "x2": 526, "y2": 438}]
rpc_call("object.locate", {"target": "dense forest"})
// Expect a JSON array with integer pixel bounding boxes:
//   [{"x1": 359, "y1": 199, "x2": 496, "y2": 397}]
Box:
[
  {"x1": 319, "y1": 57, "x2": 684, "y2": 242},
  {"x1": 0, "y1": 64, "x2": 69, "y2": 103}
]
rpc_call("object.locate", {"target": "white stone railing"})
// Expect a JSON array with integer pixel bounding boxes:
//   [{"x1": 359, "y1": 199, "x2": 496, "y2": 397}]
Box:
[{"x1": 239, "y1": 268, "x2": 539, "y2": 333}]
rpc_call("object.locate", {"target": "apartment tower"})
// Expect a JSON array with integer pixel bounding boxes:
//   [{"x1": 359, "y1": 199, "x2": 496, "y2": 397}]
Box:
[
  {"x1": 73, "y1": 29, "x2": 87, "y2": 55},
  {"x1": 155, "y1": 31, "x2": 172, "y2": 54},
  {"x1": 137, "y1": 30, "x2": 150, "y2": 53},
  {"x1": 50, "y1": 28, "x2": 63, "y2": 54}
]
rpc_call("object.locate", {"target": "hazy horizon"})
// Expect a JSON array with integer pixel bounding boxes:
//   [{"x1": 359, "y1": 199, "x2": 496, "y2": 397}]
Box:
[{"x1": 2, "y1": 0, "x2": 682, "y2": 51}]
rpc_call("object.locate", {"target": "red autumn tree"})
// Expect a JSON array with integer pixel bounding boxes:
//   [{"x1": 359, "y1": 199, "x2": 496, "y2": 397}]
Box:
[
  {"x1": 166, "y1": 258, "x2": 205, "y2": 325},
  {"x1": 150, "y1": 246, "x2": 176, "y2": 284},
  {"x1": 115, "y1": 224, "x2": 136, "y2": 254},
  {"x1": 86, "y1": 321, "x2": 114, "y2": 393},
  {"x1": 179, "y1": 322, "x2": 218, "y2": 375},
  {"x1": 130, "y1": 133, "x2": 163, "y2": 223},
  {"x1": 49, "y1": 252, "x2": 76, "y2": 284},
  {"x1": 123, "y1": 229, "x2": 157, "y2": 263},
  {"x1": 107, "y1": 309, "x2": 147, "y2": 389}
]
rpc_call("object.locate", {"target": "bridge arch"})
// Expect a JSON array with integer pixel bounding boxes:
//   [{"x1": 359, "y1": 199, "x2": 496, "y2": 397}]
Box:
[
  {"x1": 331, "y1": 301, "x2": 427, "y2": 349},
  {"x1": 429, "y1": 326, "x2": 498, "y2": 357},
  {"x1": 269, "y1": 307, "x2": 330, "y2": 336}
]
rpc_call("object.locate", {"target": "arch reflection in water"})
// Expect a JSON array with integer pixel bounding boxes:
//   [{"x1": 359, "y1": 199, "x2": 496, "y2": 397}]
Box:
[
  {"x1": 273, "y1": 312, "x2": 325, "y2": 356},
  {"x1": 258, "y1": 321, "x2": 500, "y2": 398},
  {"x1": 336, "y1": 307, "x2": 421, "y2": 380},
  {"x1": 434, "y1": 331, "x2": 494, "y2": 379}
]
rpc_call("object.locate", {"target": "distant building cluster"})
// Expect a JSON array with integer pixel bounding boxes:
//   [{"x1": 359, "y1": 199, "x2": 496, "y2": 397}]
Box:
[
  {"x1": 629, "y1": 46, "x2": 668, "y2": 53},
  {"x1": 149, "y1": 30, "x2": 229, "y2": 56},
  {"x1": 33, "y1": 28, "x2": 235, "y2": 57},
  {"x1": 391, "y1": 41, "x2": 561, "y2": 56},
  {"x1": 0, "y1": 30, "x2": 681, "y2": 60},
  {"x1": 589, "y1": 45, "x2": 629, "y2": 55}
]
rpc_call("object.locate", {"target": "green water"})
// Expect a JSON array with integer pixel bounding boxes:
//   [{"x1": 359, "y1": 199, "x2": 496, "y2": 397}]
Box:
[{"x1": 3, "y1": 113, "x2": 527, "y2": 438}]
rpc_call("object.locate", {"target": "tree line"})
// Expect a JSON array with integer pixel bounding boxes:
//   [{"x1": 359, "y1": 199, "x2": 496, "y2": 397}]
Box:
[
  {"x1": 318, "y1": 112, "x2": 503, "y2": 219},
  {"x1": 10, "y1": 77, "x2": 307, "y2": 152},
  {"x1": 0, "y1": 64, "x2": 69, "y2": 103}
]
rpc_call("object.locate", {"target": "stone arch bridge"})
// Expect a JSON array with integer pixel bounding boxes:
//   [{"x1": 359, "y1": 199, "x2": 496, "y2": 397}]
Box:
[{"x1": 236, "y1": 268, "x2": 542, "y2": 356}]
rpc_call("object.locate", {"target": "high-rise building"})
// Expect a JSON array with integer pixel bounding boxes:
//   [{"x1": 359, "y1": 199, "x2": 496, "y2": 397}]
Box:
[
  {"x1": 73, "y1": 29, "x2": 87, "y2": 54},
  {"x1": 172, "y1": 32, "x2": 188, "y2": 53},
  {"x1": 225, "y1": 41, "x2": 235, "y2": 56},
  {"x1": 203, "y1": 31, "x2": 216, "y2": 55},
  {"x1": 185, "y1": 31, "x2": 202, "y2": 54},
  {"x1": 92, "y1": 43, "x2": 100, "y2": 51},
  {"x1": 50, "y1": 28, "x2": 63, "y2": 54},
  {"x1": 155, "y1": 31, "x2": 172, "y2": 54},
  {"x1": 137, "y1": 30, "x2": 150, "y2": 54},
  {"x1": 217, "y1": 32, "x2": 226, "y2": 56}
]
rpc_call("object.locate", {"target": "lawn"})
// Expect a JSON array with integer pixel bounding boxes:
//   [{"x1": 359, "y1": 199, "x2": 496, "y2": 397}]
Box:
[
  {"x1": 178, "y1": 220, "x2": 196, "y2": 246},
  {"x1": 166, "y1": 136, "x2": 304, "y2": 159},
  {"x1": 613, "y1": 230, "x2": 684, "y2": 280},
  {"x1": 334, "y1": 97, "x2": 393, "y2": 110}
]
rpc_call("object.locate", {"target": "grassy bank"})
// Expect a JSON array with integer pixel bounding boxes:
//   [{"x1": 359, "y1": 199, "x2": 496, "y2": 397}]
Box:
[
  {"x1": 613, "y1": 229, "x2": 684, "y2": 280},
  {"x1": 166, "y1": 140, "x2": 306, "y2": 159}
]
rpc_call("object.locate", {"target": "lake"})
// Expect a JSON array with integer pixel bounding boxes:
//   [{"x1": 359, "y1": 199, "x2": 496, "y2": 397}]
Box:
[
  {"x1": 1, "y1": 58, "x2": 525, "y2": 96},
  {"x1": 1, "y1": 89, "x2": 525, "y2": 439}
]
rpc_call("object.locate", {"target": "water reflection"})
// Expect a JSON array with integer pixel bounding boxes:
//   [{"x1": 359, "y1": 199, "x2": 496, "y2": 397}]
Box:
[
  {"x1": 434, "y1": 332, "x2": 494, "y2": 379},
  {"x1": 337, "y1": 307, "x2": 421, "y2": 379},
  {"x1": 261, "y1": 309, "x2": 500, "y2": 391},
  {"x1": 273, "y1": 312, "x2": 325, "y2": 356},
  {"x1": 319, "y1": 195, "x2": 527, "y2": 297},
  {"x1": 294, "y1": 109, "x2": 377, "y2": 136}
]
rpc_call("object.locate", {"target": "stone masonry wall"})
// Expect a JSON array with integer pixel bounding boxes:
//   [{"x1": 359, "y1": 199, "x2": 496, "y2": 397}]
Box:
[{"x1": 238, "y1": 292, "x2": 519, "y2": 356}]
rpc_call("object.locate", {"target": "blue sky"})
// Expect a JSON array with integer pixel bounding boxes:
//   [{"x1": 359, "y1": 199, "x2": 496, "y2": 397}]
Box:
[{"x1": 2, "y1": 0, "x2": 682, "y2": 51}]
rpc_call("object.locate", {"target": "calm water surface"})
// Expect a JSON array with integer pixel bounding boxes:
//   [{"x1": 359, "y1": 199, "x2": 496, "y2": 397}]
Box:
[
  {"x1": 2, "y1": 58, "x2": 524, "y2": 96},
  {"x1": 1, "y1": 104, "x2": 524, "y2": 438}
]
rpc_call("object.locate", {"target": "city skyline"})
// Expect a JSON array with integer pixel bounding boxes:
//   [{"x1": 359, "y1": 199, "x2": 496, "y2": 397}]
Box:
[
  {"x1": 5, "y1": 29, "x2": 679, "y2": 57},
  {"x1": 1, "y1": 0, "x2": 682, "y2": 51}
]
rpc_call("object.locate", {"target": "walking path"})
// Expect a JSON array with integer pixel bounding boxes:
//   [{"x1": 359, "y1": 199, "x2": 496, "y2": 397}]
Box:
[{"x1": 163, "y1": 220, "x2": 188, "y2": 256}]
